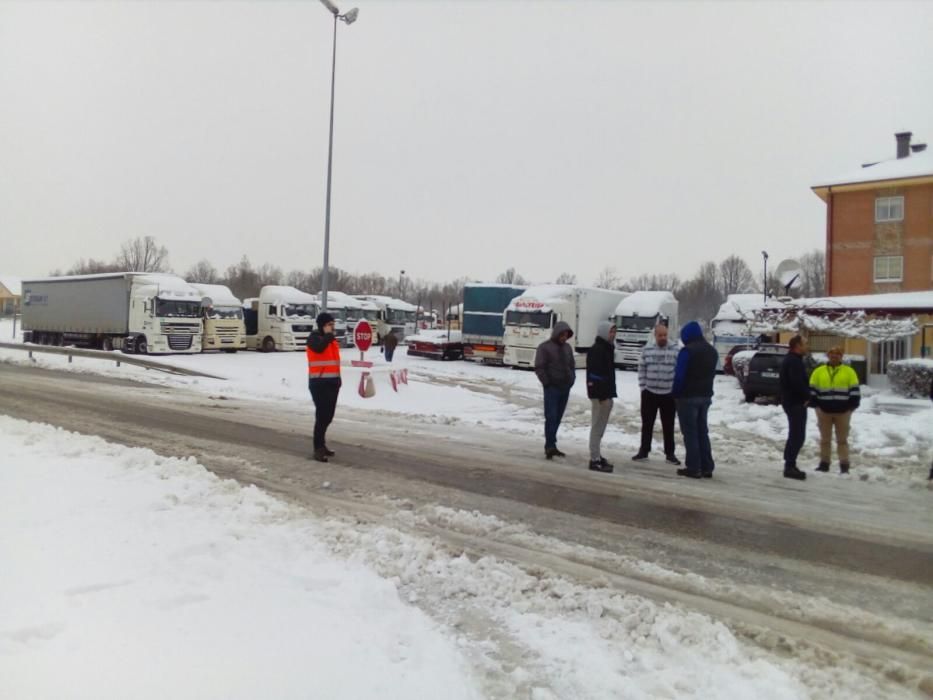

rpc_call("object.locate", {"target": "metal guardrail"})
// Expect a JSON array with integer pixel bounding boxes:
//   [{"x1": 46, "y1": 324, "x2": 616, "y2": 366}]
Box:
[{"x1": 0, "y1": 342, "x2": 227, "y2": 380}]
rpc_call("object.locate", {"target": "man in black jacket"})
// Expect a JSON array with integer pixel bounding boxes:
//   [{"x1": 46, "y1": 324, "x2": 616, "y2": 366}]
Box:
[
  {"x1": 534, "y1": 321, "x2": 576, "y2": 460},
  {"x1": 306, "y1": 312, "x2": 342, "y2": 462},
  {"x1": 779, "y1": 335, "x2": 809, "y2": 481},
  {"x1": 585, "y1": 321, "x2": 617, "y2": 473}
]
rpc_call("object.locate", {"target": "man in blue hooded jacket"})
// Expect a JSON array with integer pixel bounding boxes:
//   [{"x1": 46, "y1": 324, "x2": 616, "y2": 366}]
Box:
[{"x1": 671, "y1": 321, "x2": 719, "y2": 478}]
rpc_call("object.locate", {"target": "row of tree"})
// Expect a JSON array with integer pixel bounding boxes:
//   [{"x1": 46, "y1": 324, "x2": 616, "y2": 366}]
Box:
[{"x1": 55, "y1": 236, "x2": 825, "y2": 325}]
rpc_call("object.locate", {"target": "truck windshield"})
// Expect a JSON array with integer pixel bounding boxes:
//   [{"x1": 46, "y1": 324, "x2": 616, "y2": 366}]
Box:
[
  {"x1": 362, "y1": 309, "x2": 379, "y2": 321},
  {"x1": 205, "y1": 306, "x2": 243, "y2": 320},
  {"x1": 617, "y1": 315, "x2": 658, "y2": 331},
  {"x1": 387, "y1": 309, "x2": 411, "y2": 324},
  {"x1": 156, "y1": 299, "x2": 202, "y2": 318},
  {"x1": 283, "y1": 304, "x2": 315, "y2": 318},
  {"x1": 506, "y1": 310, "x2": 553, "y2": 329}
]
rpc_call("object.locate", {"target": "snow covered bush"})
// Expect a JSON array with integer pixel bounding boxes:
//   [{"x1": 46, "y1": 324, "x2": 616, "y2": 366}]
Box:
[{"x1": 887, "y1": 358, "x2": 933, "y2": 398}]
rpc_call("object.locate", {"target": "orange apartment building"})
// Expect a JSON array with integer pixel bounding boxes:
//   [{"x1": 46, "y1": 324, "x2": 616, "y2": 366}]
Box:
[{"x1": 812, "y1": 131, "x2": 933, "y2": 297}]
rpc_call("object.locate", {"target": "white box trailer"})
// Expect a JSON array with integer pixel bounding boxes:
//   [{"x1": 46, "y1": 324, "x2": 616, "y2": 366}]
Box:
[
  {"x1": 502, "y1": 285, "x2": 628, "y2": 369},
  {"x1": 190, "y1": 283, "x2": 247, "y2": 353},
  {"x1": 613, "y1": 291, "x2": 679, "y2": 368},
  {"x1": 21, "y1": 272, "x2": 203, "y2": 354}
]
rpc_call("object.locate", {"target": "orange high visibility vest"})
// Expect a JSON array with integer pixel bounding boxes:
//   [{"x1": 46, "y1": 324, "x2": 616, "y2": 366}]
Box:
[{"x1": 307, "y1": 339, "x2": 341, "y2": 379}]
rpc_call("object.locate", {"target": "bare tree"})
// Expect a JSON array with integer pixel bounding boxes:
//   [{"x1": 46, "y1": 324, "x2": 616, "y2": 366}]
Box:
[
  {"x1": 678, "y1": 261, "x2": 723, "y2": 326},
  {"x1": 185, "y1": 259, "x2": 219, "y2": 284},
  {"x1": 798, "y1": 249, "x2": 826, "y2": 298},
  {"x1": 496, "y1": 267, "x2": 528, "y2": 285},
  {"x1": 554, "y1": 272, "x2": 577, "y2": 285},
  {"x1": 717, "y1": 255, "x2": 756, "y2": 297},
  {"x1": 55, "y1": 258, "x2": 122, "y2": 275},
  {"x1": 593, "y1": 266, "x2": 621, "y2": 289},
  {"x1": 622, "y1": 273, "x2": 681, "y2": 293},
  {"x1": 116, "y1": 236, "x2": 170, "y2": 272}
]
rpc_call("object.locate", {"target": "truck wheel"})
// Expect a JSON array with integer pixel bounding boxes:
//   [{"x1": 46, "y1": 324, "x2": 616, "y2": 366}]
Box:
[
  {"x1": 223, "y1": 349, "x2": 238, "y2": 354},
  {"x1": 136, "y1": 337, "x2": 148, "y2": 355},
  {"x1": 101, "y1": 337, "x2": 114, "y2": 352},
  {"x1": 261, "y1": 337, "x2": 276, "y2": 353}
]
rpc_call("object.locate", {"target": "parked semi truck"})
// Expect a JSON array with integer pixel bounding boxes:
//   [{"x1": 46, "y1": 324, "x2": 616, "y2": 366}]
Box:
[
  {"x1": 318, "y1": 290, "x2": 361, "y2": 347},
  {"x1": 613, "y1": 291, "x2": 679, "y2": 368},
  {"x1": 190, "y1": 283, "x2": 246, "y2": 353},
  {"x1": 21, "y1": 272, "x2": 203, "y2": 354},
  {"x1": 354, "y1": 295, "x2": 417, "y2": 342},
  {"x1": 243, "y1": 286, "x2": 318, "y2": 352},
  {"x1": 461, "y1": 283, "x2": 526, "y2": 364},
  {"x1": 502, "y1": 285, "x2": 628, "y2": 369}
]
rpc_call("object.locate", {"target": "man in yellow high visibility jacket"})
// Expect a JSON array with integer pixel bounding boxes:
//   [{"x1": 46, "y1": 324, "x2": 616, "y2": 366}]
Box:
[
  {"x1": 307, "y1": 312, "x2": 342, "y2": 462},
  {"x1": 809, "y1": 346, "x2": 860, "y2": 474}
]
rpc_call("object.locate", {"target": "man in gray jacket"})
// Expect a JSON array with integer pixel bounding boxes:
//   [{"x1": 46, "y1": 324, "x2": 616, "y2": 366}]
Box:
[
  {"x1": 534, "y1": 321, "x2": 576, "y2": 459},
  {"x1": 633, "y1": 324, "x2": 681, "y2": 465}
]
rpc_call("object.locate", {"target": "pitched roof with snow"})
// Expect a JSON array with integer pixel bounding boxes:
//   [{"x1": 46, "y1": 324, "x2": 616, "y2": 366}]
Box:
[
  {"x1": 0, "y1": 275, "x2": 22, "y2": 296},
  {"x1": 812, "y1": 149, "x2": 933, "y2": 190}
]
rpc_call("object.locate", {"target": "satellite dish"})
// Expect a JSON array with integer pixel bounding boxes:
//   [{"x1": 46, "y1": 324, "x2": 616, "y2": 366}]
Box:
[{"x1": 774, "y1": 259, "x2": 802, "y2": 294}]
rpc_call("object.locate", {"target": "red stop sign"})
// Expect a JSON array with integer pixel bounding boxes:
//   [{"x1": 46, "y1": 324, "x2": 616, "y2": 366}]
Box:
[{"x1": 354, "y1": 320, "x2": 373, "y2": 352}]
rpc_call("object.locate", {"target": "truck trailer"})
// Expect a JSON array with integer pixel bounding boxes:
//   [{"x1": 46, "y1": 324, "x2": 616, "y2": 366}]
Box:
[
  {"x1": 21, "y1": 272, "x2": 203, "y2": 354},
  {"x1": 613, "y1": 291, "x2": 679, "y2": 368},
  {"x1": 502, "y1": 285, "x2": 628, "y2": 370},
  {"x1": 190, "y1": 283, "x2": 246, "y2": 353},
  {"x1": 461, "y1": 283, "x2": 526, "y2": 364}
]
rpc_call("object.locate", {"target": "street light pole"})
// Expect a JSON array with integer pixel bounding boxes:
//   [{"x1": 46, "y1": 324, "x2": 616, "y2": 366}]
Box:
[
  {"x1": 762, "y1": 251, "x2": 769, "y2": 303},
  {"x1": 318, "y1": 0, "x2": 358, "y2": 312}
]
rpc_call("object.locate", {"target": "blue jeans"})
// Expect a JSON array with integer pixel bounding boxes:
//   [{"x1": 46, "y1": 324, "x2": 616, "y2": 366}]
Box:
[
  {"x1": 543, "y1": 385, "x2": 571, "y2": 449},
  {"x1": 676, "y1": 397, "x2": 714, "y2": 475}
]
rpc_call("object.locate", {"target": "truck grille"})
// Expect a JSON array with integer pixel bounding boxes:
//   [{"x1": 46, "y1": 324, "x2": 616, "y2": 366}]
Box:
[
  {"x1": 216, "y1": 327, "x2": 240, "y2": 337},
  {"x1": 162, "y1": 323, "x2": 199, "y2": 335},
  {"x1": 168, "y1": 335, "x2": 193, "y2": 350}
]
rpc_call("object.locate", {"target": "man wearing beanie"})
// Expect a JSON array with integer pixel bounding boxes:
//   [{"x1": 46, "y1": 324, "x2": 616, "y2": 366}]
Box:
[{"x1": 306, "y1": 311, "x2": 342, "y2": 462}]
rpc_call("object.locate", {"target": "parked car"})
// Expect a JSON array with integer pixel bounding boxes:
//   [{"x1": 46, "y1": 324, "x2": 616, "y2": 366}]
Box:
[
  {"x1": 723, "y1": 343, "x2": 755, "y2": 376},
  {"x1": 738, "y1": 344, "x2": 788, "y2": 402},
  {"x1": 406, "y1": 330, "x2": 463, "y2": 361}
]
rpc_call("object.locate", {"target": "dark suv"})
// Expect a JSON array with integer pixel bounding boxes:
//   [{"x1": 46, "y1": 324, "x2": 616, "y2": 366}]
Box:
[{"x1": 741, "y1": 344, "x2": 788, "y2": 403}]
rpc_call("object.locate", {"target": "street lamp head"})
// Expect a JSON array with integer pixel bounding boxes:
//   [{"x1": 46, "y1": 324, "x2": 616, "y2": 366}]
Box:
[
  {"x1": 340, "y1": 7, "x2": 359, "y2": 24},
  {"x1": 761, "y1": 251, "x2": 769, "y2": 259},
  {"x1": 319, "y1": 0, "x2": 339, "y2": 15}
]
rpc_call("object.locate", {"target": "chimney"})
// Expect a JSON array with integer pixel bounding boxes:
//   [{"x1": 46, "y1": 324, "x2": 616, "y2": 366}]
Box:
[
  {"x1": 895, "y1": 131, "x2": 912, "y2": 159},
  {"x1": 911, "y1": 143, "x2": 927, "y2": 154}
]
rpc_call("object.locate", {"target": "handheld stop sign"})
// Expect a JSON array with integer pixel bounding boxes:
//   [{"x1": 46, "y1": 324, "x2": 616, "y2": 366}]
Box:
[{"x1": 354, "y1": 320, "x2": 373, "y2": 353}]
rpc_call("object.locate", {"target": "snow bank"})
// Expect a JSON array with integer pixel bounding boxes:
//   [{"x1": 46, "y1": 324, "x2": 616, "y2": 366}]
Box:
[{"x1": 0, "y1": 416, "x2": 481, "y2": 700}]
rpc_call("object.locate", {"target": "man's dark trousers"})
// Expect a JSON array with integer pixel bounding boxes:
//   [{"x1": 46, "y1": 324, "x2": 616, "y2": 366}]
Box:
[
  {"x1": 640, "y1": 390, "x2": 676, "y2": 457},
  {"x1": 783, "y1": 403, "x2": 807, "y2": 468},
  {"x1": 543, "y1": 385, "x2": 571, "y2": 449},
  {"x1": 676, "y1": 396, "x2": 714, "y2": 475},
  {"x1": 309, "y1": 379, "x2": 340, "y2": 449}
]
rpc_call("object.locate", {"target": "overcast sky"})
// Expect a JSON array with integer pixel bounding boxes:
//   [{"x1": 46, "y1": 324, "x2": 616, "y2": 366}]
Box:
[{"x1": 2, "y1": 0, "x2": 931, "y2": 286}]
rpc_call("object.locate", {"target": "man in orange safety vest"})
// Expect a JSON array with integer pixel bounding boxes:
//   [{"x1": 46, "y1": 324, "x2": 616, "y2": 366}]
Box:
[{"x1": 307, "y1": 312, "x2": 342, "y2": 462}]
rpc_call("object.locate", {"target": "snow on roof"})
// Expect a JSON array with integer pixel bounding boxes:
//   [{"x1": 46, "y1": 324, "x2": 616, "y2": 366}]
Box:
[
  {"x1": 713, "y1": 294, "x2": 786, "y2": 322},
  {"x1": 792, "y1": 291, "x2": 933, "y2": 312},
  {"x1": 0, "y1": 275, "x2": 22, "y2": 296},
  {"x1": 189, "y1": 283, "x2": 242, "y2": 307},
  {"x1": 259, "y1": 286, "x2": 318, "y2": 305},
  {"x1": 355, "y1": 295, "x2": 417, "y2": 312},
  {"x1": 463, "y1": 282, "x2": 527, "y2": 290},
  {"x1": 134, "y1": 274, "x2": 202, "y2": 301},
  {"x1": 813, "y1": 148, "x2": 933, "y2": 188},
  {"x1": 615, "y1": 290, "x2": 676, "y2": 316},
  {"x1": 320, "y1": 290, "x2": 363, "y2": 310}
]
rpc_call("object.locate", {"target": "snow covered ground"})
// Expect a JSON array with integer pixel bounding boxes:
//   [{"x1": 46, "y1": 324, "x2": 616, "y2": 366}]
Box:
[
  {"x1": 2, "y1": 317, "x2": 931, "y2": 488},
  {"x1": 2, "y1": 415, "x2": 920, "y2": 699}
]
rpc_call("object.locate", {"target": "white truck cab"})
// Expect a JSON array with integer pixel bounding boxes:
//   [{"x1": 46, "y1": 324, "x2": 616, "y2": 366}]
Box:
[
  {"x1": 613, "y1": 291, "x2": 679, "y2": 368},
  {"x1": 190, "y1": 283, "x2": 246, "y2": 353},
  {"x1": 502, "y1": 285, "x2": 627, "y2": 370},
  {"x1": 244, "y1": 286, "x2": 319, "y2": 352},
  {"x1": 354, "y1": 295, "x2": 417, "y2": 343}
]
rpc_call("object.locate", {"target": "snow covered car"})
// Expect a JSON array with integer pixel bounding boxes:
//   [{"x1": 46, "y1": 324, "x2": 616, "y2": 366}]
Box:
[
  {"x1": 737, "y1": 344, "x2": 788, "y2": 402},
  {"x1": 406, "y1": 330, "x2": 463, "y2": 361}
]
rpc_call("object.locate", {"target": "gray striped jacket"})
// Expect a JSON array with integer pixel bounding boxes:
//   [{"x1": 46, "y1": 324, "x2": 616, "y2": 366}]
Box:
[{"x1": 638, "y1": 344, "x2": 679, "y2": 395}]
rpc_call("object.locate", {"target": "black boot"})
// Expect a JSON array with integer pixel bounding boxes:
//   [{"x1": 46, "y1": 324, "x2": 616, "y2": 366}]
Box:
[
  {"x1": 323, "y1": 446, "x2": 336, "y2": 457},
  {"x1": 589, "y1": 459, "x2": 613, "y2": 473},
  {"x1": 545, "y1": 447, "x2": 558, "y2": 460},
  {"x1": 784, "y1": 465, "x2": 807, "y2": 481},
  {"x1": 816, "y1": 462, "x2": 830, "y2": 472},
  {"x1": 553, "y1": 448, "x2": 567, "y2": 458},
  {"x1": 632, "y1": 452, "x2": 649, "y2": 461},
  {"x1": 840, "y1": 462, "x2": 850, "y2": 474},
  {"x1": 676, "y1": 468, "x2": 702, "y2": 479},
  {"x1": 312, "y1": 447, "x2": 329, "y2": 463}
]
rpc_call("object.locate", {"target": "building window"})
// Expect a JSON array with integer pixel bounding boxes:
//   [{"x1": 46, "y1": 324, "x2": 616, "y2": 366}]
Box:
[
  {"x1": 874, "y1": 196, "x2": 904, "y2": 222},
  {"x1": 873, "y1": 255, "x2": 903, "y2": 283},
  {"x1": 869, "y1": 338, "x2": 909, "y2": 375}
]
